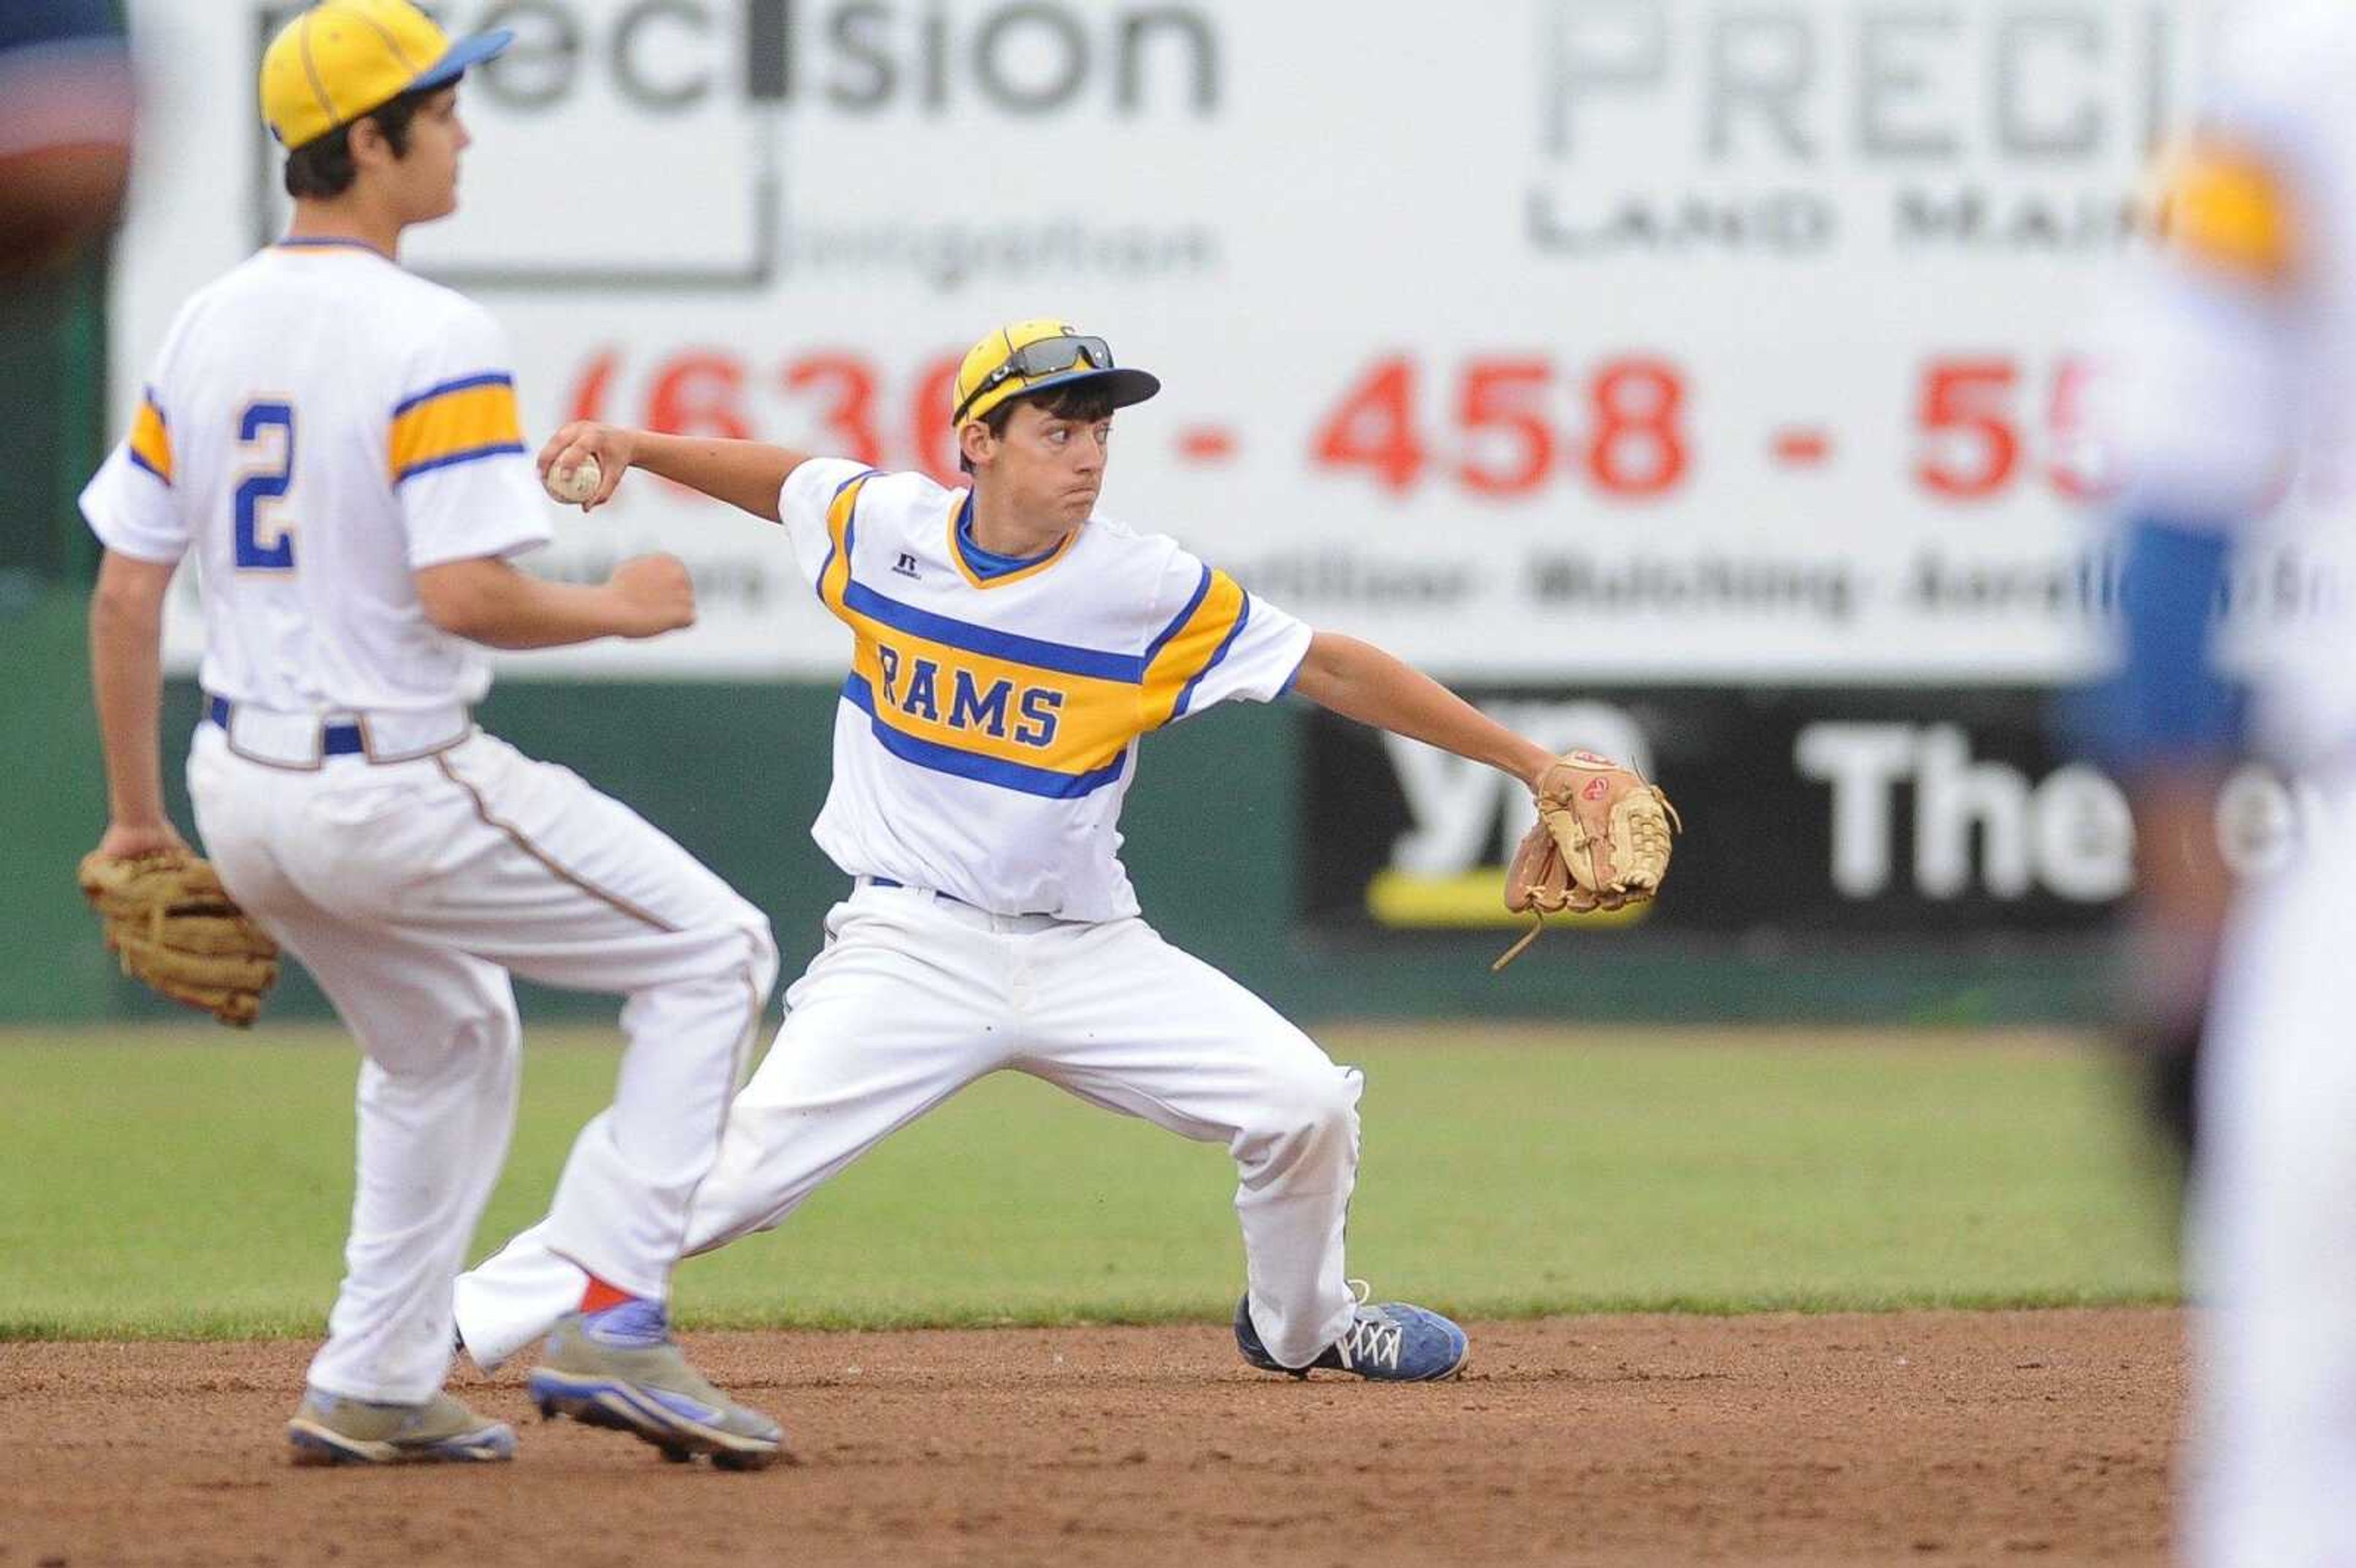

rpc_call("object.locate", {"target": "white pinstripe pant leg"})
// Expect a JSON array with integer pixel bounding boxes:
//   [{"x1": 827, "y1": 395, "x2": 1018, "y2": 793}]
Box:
[
  {"x1": 291, "y1": 931, "x2": 521, "y2": 1405},
  {"x1": 2187, "y1": 809, "x2": 2356, "y2": 1568},
  {"x1": 455, "y1": 890, "x2": 1361, "y2": 1372},
  {"x1": 1015, "y1": 917, "x2": 1363, "y2": 1369},
  {"x1": 457, "y1": 890, "x2": 1008, "y2": 1368},
  {"x1": 190, "y1": 726, "x2": 776, "y2": 1402},
  {"x1": 417, "y1": 737, "x2": 779, "y2": 1299}
]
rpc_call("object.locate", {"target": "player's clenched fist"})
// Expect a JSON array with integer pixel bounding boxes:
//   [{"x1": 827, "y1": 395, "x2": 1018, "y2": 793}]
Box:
[
  {"x1": 607, "y1": 553, "x2": 696, "y2": 638},
  {"x1": 538, "y1": 420, "x2": 634, "y2": 511}
]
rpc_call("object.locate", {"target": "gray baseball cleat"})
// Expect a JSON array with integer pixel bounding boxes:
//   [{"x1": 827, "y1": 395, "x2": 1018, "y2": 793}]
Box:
[
  {"x1": 526, "y1": 1304, "x2": 785, "y2": 1470},
  {"x1": 1234, "y1": 1281, "x2": 1471, "y2": 1382},
  {"x1": 287, "y1": 1388, "x2": 517, "y2": 1465}
]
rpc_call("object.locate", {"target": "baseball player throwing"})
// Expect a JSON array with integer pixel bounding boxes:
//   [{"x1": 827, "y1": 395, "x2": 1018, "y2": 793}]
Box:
[
  {"x1": 80, "y1": 0, "x2": 782, "y2": 1467},
  {"x1": 455, "y1": 318, "x2": 1651, "y2": 1384}
]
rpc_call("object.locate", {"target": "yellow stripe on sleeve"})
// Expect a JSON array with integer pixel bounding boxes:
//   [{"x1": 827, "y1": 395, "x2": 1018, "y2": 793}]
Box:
[
  {"x1": 818, "y1": 474, "x2": 866, "y2": 621},
  {"x1": 1139, "y1": 569, "x2": 1247, "y2": 729},
  {"x1": 387, "y1": 374, "x2": 526, "y2": 484},
  {"x1": 2156, "y1": 138, "x2": 2298, "y2": 285},
  {"x1": 127, "y1": 393, "x2": 173, "y2": 485}
]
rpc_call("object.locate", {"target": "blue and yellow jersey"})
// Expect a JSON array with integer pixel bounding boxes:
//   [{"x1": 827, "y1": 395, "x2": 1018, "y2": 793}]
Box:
[
  {"x1": 79, "y1": 240, "x2": 548, "y2": 715},
  {"x1": 2106, "y1": 0, "x2": 2356, "y2": 767},
  {"x1": 779, "y1": 458, "x2": 1312, "y2": 921},
  {"x1": 2115, "y1": 4, "x2": 2346, "y2": 526}
]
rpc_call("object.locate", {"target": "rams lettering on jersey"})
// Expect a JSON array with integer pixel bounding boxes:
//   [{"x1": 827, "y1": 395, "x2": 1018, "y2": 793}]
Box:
[{"x1": 817, "y1": 474, "x2": 1250, "y2": 801}]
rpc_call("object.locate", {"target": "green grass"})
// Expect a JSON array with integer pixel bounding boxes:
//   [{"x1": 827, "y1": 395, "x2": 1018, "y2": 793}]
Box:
[{"x1": 0, "y1": 1024, "x2": 2181, "y2": 1339}]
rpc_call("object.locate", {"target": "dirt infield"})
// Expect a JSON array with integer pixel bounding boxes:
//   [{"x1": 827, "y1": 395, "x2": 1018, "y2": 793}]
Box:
[{"x1": 0, "y1": 1308, "x2": 2183, "y2": 1568}]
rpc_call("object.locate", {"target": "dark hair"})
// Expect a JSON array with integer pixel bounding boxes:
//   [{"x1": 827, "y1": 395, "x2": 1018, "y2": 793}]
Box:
[
  {"x1": 960, "y1": 382, "x2": 1122, "y2": 474},
  {"x1": 282, "y1": 86, "x2": 434, "y2": 200}
]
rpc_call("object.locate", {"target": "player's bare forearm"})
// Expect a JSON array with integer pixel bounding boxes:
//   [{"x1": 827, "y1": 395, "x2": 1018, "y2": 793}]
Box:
[
  {"x1": 414, "y1": 554, "x2": 694, "y2": 649},
  {"x1": 1291, "y1": 631, "x2": 1555, "y2": 788},
  {"x1": 535, "y1": 421, "x2": 809, "y2": 522},
  {"x1": 87, "y1": 551, "x2": 182, "y2": 848},
  {"x1": 2128, "y1": 771, "x2": 2237, "y2": 947},
  {"x1": 628, "y1": 432, "x2": 810, "y2": 523}
]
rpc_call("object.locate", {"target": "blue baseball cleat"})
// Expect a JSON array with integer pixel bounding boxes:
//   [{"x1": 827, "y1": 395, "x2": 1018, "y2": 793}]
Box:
[
  {"x1": 1234, "y1": 1282, "x2": 1469, "y2": 1382},
  {"x1": 526, "y1": 1302, "x2": 786, "y2": 1470}
]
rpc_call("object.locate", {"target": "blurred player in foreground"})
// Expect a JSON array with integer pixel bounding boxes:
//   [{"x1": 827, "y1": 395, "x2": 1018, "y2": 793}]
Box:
[
  {"x1": 0, "y1": 0, "x2": 134, "y2": 277},
  {"x1": 2097, "y1": 2, "x2": 2356, "y2": 1560},
  {"x1": 80, "y1": 0, "x2": 782, "y2": 1468},
  {"x1": 455, "y1": 318, "x2": 1671, "y2": 1385}
]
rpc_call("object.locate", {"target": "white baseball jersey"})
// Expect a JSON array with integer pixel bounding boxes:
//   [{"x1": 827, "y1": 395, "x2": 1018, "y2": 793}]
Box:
[
  {"x1": 2106, "y1": 8, "x2": 2356, "y2": 1566},
  {"x1": 2109, "y1": 0, "x2": 2356, "y2": 764},
  {"x1": 79, "y1": 239, "x2": 549, "y2": 715},
  {"x1": 776, "y1": 458, "x2": 1314, "y2": 921}
]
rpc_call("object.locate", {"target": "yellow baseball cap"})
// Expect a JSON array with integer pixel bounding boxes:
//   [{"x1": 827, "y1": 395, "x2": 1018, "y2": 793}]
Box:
[
  {"x1": 260, "y1": 0, "x2": 512, "y2": 150},
  {"x1": 951, "y1": 318, "x2": 1160, "y2": 428}
]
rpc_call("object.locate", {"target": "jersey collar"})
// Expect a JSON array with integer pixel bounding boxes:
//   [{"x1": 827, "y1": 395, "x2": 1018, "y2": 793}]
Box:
[
  {"x1": 949, "y1": 493, "x2": 1078, "y2": 590},
  {"x1": 275, "y1": 236, "x2": 395, "y2": 261}
]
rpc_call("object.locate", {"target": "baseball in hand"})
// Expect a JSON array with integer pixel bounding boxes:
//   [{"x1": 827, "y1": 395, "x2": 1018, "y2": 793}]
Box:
[{"x1": 545, "y1": 455, "x2": 602, "y2": 506}]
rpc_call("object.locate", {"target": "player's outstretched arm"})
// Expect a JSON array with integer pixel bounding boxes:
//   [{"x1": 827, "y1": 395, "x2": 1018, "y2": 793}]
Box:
[
  {"x1": 1290, "y1": 631, "x2": 1555, "y2": 786},
  {"x1": 539, "y1": 420, "x2": 814, "y2": 525},
  {"x1": 414, "y1": 552, "x2": 696, "y2": 650},
  {"x1": 87, "y1": 550, "x2": 189, "y2": 859},
  {"x1": 1298, "y1": 631, "x2": 1679, "y2": 961}
]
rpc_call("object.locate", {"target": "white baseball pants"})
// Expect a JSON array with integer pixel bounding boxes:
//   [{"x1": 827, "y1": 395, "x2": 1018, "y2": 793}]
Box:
[
  {"x1": 455, "y1": 882, "x2": 1364, "y2": 1370},
  {"x1": 188, "y1": 724, "x2": 777, "y2": 1404},
  {"x1": 2186, "y1": 789, "x2": 2356, "y2": 1568}
]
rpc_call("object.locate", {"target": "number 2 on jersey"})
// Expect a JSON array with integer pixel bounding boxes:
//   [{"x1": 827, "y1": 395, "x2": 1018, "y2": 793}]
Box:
[{"x1": 235, "y1": 402, "x2": 296, "y2": 571}]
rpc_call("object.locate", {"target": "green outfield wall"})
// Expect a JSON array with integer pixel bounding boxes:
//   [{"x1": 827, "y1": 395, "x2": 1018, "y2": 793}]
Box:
[
  {"x1": 2, "y1": 583, "x2": 2108, "y2": 1027},
  {"x1": 0, "y1": 261, "x2": 106, "y2": 593}
]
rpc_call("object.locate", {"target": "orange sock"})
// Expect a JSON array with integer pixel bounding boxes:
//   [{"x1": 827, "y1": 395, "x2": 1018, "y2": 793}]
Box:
[{"x1": 579, "y1": 1275, "x2": 636, "y2": 1313}]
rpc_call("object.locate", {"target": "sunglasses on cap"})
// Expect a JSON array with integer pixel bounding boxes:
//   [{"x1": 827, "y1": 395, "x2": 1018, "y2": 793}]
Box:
[{"x1": 953, "y1": 335, "x2": 1116, "y2": 423}]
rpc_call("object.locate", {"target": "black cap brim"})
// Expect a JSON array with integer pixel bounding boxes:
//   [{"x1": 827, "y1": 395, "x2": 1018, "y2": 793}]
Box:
[{"x1": 1006, "y1": 365, "x2": 1161, "y2": 413}]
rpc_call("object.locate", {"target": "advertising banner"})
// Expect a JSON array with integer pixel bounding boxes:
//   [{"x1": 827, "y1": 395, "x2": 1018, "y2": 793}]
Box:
[
  {"x1": 112, "y1": 0, "x2": 2231, "y2": 682},
  {"x1": 1303, "y1": 689, "x2": 2326, "y2": 943}
]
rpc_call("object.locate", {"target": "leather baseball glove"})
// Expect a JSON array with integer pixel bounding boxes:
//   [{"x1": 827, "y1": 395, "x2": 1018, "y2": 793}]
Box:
[
  {"x1": 77, "y1": 848, "x2": 280, "y2": 1026},
  {"x1": 1493, "y1": 751, "x2": 1681, "y2": 972}
]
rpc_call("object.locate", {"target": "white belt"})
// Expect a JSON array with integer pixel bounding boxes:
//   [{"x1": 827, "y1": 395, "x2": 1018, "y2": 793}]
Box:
[{"x1": 204, "y1": 694, "x2": 474, "y2": 770}]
